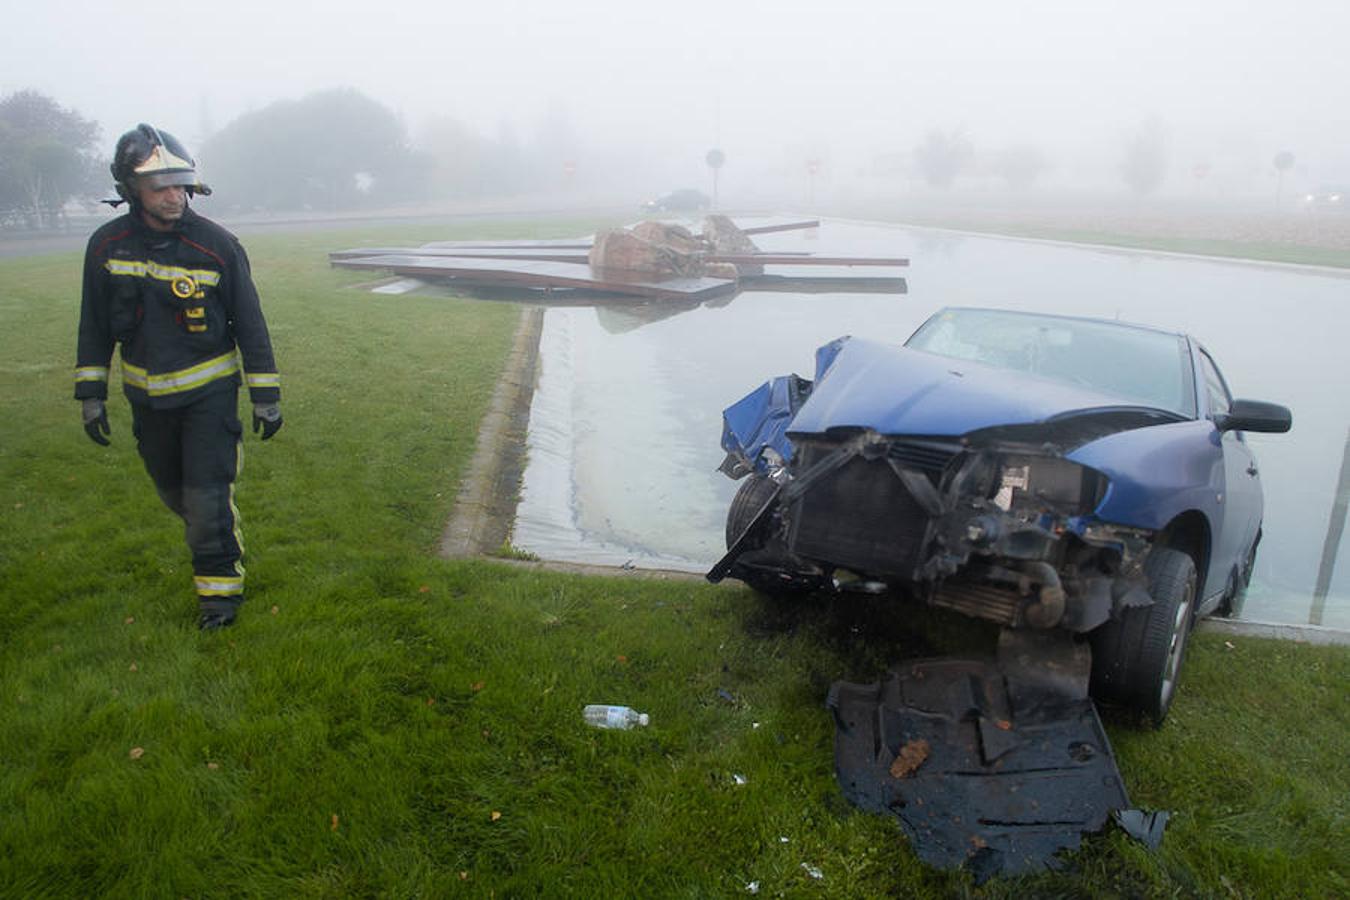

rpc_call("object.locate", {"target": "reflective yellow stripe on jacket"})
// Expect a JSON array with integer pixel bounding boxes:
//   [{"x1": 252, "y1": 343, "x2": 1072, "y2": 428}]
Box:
[
  {"x1": 105, "y1": 259, "x2": 222, "y2": 287},
  {"x1": 75, "y1": 365, "x2": 110, "y2": 384},
  {"x1": 123, "y1": 351, "x2": 240, "y2": 397},
  {"x1": 246, "y1": 372, "x2": 281, "y2": 389}
]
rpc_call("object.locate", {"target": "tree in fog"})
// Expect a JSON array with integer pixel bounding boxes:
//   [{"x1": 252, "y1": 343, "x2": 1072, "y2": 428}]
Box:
[
  {"x1": 0, "y1": 90, "x2": 102, "y2": 229},
  {"x1": 1272, "y1": 150, "x2": 1295, "y2": 208},
  {"x1": 200, "y1": 88, "x2": 420, "y2": 212},
  {"x1": 992, "y1": 145, "x2": 1049, "y2": 191},
  {"x1": 914, "y1": 128, "x2": 973, "y2": 188},
  {"x1": 418, "y1": 116, "x2": 497, "y2": 199},
  {"x1": 1119, "y1": 118, "x2": 1168, "y2": 196}
]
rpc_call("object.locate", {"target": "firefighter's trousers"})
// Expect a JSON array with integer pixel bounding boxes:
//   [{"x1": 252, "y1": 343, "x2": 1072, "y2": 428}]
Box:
[{"x1": 130, "y1": 388, "x2": 245, "y2": 603}]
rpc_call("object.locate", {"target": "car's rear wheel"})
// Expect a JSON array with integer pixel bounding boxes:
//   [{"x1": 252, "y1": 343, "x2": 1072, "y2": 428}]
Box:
[
  {"x1": 1090, "y1": 547, "x2": 1198, "y2": 724},
  {"x1": 1218, "y1": 526, "x2": 1261, "y2": 618}
]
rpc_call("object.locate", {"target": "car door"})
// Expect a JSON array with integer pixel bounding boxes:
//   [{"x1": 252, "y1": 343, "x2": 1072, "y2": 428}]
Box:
[{"x1": 1198, "y1": 346, "x2": 1262, "y2": 604}]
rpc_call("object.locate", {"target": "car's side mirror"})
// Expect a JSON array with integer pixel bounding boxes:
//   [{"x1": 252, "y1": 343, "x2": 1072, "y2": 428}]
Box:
[{"x1": 1216, "y1": 399, "x2": 1292, "y2": 433}]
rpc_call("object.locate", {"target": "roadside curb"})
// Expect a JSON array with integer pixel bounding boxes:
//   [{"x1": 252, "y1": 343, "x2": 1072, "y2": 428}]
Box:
[
  {"x1": 440, "y1": 304, "x2": 544, "y2": 558},
  {"x1": 1198, "y1": 617, "x2": 1350, "y2": 646}
]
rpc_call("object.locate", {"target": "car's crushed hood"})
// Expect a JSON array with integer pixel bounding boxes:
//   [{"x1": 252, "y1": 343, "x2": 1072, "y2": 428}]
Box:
[{"x1": 787, "y1": 337, "x2": 1184, "y2": 445}]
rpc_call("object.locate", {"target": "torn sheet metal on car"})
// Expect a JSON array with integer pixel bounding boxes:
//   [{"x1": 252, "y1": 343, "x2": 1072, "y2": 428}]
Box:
[{"x1": 827, "y1": 630, "x2": 1148, "y2": 880}]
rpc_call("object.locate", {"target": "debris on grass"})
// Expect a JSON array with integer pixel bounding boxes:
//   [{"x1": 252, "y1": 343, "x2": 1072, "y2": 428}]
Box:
[
  {"x1": 733, "y1": 773, "x2": 748, "y2": 785},
  {"x1": 128, "y1": 747, "x2": 144, "y2": 760},
  {"x1": 1112, "y1": 809, "x2": 1171, "y2": 849},
  {"x1": 331, "y1": 814, "x2": 339, "y2": 832},
  {"x1": 800, "y1": 863, "x2": 823, "y2": 880},
  {"x1": 491, "y1": 811, "x2": 502, "y2": 822}
]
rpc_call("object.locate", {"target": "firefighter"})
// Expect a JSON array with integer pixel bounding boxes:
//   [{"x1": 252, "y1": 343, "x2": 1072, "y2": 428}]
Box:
[{"x1": 75, "y1": 124, "x2": 282, "y2": 630}]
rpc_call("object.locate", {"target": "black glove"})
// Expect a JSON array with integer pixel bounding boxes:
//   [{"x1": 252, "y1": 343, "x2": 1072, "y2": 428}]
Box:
[
  {"x1": 82, "y1": 398, "x2": 110, "y2": 446},
  {"x1": 252, "y1": 403, "x2": 283, "y2": 440}
]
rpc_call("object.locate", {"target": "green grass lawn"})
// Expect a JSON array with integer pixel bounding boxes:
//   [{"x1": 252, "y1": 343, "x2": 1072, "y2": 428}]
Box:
[
  {"x1": 874, "y1": 215, "x2": 1350, "y2": 270},
  {"x1": 1, "y1": 220, "x2": 1347, "y2": 898}
]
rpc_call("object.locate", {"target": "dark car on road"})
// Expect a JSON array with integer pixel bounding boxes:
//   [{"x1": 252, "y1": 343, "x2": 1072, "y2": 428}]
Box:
[
  {"x1": 710, "y1": 307, "x2": 1291, "y2": 721},
  {"x1": 1301, "y1": 185, "x2": 1349, "y2": 212},
  {"x1": 641, "y1": 188, "x2": 711, "y2": 213}
]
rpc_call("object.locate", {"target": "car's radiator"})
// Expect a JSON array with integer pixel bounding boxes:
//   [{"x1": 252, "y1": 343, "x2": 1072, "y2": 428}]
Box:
[{"x1": 788, "y1": 451, "x2": 932, "y2": 578}]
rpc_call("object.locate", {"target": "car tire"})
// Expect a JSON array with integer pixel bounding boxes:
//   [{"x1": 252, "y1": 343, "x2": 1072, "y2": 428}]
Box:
[
  {"x1": 725, "y1": 474, "x2": 779, "y2": 549},
  {"x1": 724, "y1": 475, "x2": 819, "y2": 597},
  {"x1": 1089, "y1": 547, "x2": 1198, "y2": 724}
]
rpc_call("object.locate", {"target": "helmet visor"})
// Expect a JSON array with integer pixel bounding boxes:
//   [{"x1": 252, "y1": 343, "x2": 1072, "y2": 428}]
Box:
[{"x1": 137, "y1": 170, "x2": 212, "y2": 195}]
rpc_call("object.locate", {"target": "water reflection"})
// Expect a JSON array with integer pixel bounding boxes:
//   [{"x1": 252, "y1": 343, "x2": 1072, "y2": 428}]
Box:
[{"x1": 510, "y1": 219, "x2": 1349, "y2": 629}]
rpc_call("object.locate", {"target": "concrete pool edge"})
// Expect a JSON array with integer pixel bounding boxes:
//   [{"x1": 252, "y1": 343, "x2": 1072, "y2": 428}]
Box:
[{"x1": 439, "y1": 304, "x2": 544, "y2": 559}]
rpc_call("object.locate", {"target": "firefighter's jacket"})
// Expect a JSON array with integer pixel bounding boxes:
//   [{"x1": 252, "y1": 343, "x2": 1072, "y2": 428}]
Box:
[{"x1": 74, "y1": 207, "x2": 280, "y2": 409}]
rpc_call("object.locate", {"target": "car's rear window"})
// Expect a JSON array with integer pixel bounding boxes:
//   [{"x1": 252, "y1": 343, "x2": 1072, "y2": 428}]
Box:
[{"x1": 906, "y1": 308, "x2": 1195, "y2": 417}]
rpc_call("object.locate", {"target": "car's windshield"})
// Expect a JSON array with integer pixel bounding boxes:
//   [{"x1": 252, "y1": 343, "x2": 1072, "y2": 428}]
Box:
[{"x1": 906, "y1": 308, "x2": 1195, "y2": 417}]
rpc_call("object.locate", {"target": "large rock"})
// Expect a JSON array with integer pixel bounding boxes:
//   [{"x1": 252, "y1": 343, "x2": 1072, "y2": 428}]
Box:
[
  {"x1": 589, "y1": 221, "x2": 708, "y2": 278},
  {"x1": 702, "y1": 215, "x2": 762, "y2": 274}
]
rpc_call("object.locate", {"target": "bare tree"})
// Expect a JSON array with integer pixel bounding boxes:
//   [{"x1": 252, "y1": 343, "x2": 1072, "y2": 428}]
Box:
[
  {"x1": 993, "y1": 145, "x2": 1049, "y2": 191},
  {"x1": 914, "y1": 128, "x2": 973, "y2": 188}
]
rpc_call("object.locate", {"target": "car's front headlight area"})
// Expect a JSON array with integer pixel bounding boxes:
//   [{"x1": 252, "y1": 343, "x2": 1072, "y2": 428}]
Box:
[{"x1": 991, "y1": 454, "x2": 1107, "y2": 519}]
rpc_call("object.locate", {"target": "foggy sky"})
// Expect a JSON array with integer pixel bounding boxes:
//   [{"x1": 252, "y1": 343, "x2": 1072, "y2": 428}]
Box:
[{"x1": 5, "y1": 0, "x2": 1349, "y2": 191}]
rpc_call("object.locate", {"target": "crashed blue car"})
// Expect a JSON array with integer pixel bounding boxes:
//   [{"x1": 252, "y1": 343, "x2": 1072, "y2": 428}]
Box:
[{"x1": 710, "y1": 307, "x2": 1291, "y2": 721}]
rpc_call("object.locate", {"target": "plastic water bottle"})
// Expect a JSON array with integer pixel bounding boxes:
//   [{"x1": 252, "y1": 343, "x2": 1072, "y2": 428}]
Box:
[{"x1": 583, "y1": 704, "x2": 649, "y2": 730}]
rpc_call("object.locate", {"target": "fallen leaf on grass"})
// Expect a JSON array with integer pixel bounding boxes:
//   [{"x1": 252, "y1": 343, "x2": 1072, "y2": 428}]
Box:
[
  {"x1": 207, "y1": 762, "x2": 219, "y2": 770},
  {"x1": 129, "y1": 747, "x2": 145, "y2": 760},
  {"x1": 426, "y1": 697, "x2": 436, "y2": 706},
  {"x1": 490, "y1": 811, "x2": 502, "y2": 822},
  {"x1": 889, "y1": 739, "x2": 931, "y2": 779},
  {"x1": 270, "y1": 605, "x2": 279, "y2": 615},
  {"x1": 418, "y1": 585, "x2": 431, "y2": 594},
  {"x1": 128, "y1": 662, "x2": 138, "y2": 672},
  {"x1": 616, "y1": 655, "x2": 628, "y2": 664},
  {"x1": 458, "y1": 872, "x2": 469, "y2": 881},
  {"x1": 331, "y1": 814, "x2": 340, "y2": 832},
  {"x1": 471, "y1": 681, "x2": 485, "y2": 692},
  {"x1": 124, "y1": 616, "x2": 135, "y2": 625},
  {"x1": 1224, "y1": 641, "x2": 1236, "y2": 650}
]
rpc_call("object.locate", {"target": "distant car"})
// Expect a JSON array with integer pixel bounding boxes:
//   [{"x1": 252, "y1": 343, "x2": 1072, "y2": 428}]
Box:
[
  {"x1": 641, "y1": 189, "x2": 711, "y2": 213},
  {"x1": 710, "y1": 307, "x2": 1291, "y2": 722},
  {"x1": 1301, "y1": 185, "x2": 1348, "y2": 212}
]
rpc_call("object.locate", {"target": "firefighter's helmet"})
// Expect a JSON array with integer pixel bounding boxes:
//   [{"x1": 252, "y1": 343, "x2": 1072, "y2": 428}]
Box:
[{"x1": 111, "y1": 124, "x2": 212, "y2": 202}]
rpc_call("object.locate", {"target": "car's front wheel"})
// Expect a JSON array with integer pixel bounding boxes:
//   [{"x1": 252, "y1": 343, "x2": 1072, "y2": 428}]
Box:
[
  {"x1": 1089, "y1": 547, "x2": 1198, "y2": 724},
  {"x1": 724, "y1": 475, "x2": 820, "y2": 597},
  {"x1": 725, "y1": 474, "x2": 779, "y2": 548}
]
